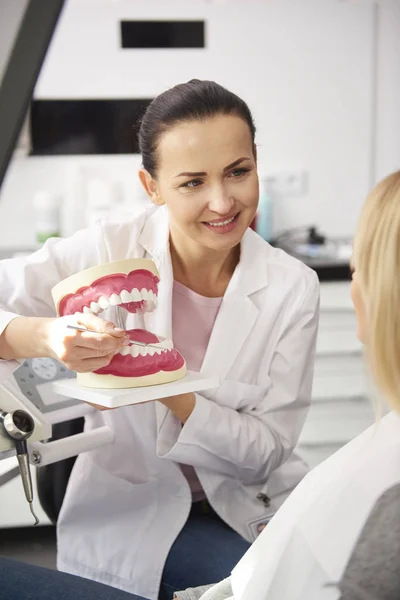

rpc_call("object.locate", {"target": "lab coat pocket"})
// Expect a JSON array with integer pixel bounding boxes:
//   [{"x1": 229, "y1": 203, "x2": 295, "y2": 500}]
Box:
[
  {"x1": 209, "y1": 379, "x2": 270, "y2": 412},
  {"x1": 60, "y1": 456, "x2": 159, "y2": 573}
]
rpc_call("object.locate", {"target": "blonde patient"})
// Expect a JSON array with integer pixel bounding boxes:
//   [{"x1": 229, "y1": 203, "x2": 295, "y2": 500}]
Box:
[{"x1": 175, "y1": 170, "x2": 400, "y2": 600}]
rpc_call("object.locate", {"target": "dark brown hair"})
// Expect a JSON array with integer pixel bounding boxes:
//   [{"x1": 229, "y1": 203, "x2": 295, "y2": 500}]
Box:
[{"x1": 138, "y1": 79, "x2": 256, "y2": 177}]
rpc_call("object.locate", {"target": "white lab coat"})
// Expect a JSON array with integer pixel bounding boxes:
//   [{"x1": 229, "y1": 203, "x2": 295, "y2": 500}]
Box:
[
  {"x1": 231, "y1": 410, "x2": 400, "y2": 600},
  {"x1": 0, "y1": 206, "x2": 319, "y2": 599}
]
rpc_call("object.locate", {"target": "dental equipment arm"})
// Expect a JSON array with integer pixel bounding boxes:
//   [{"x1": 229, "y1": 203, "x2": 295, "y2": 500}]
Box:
[{"x1": 0, "y1": 375, "x2": 115, "y2": 525}]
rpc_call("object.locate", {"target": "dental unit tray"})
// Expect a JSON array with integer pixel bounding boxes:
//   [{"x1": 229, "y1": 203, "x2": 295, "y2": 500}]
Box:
[{"x1": 51, "y1": 371, "x2": 220, "y2": 409}]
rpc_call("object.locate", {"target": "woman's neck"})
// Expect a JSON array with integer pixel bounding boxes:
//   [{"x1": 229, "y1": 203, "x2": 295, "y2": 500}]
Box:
[{"x1": 169, "y1": 235, "x2": 240, "y2": 298}]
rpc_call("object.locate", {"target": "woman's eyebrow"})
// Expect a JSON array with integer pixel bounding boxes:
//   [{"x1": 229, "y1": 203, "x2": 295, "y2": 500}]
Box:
[{"x1": 175, "y1": 157, "x2": 251, "y2": 179}]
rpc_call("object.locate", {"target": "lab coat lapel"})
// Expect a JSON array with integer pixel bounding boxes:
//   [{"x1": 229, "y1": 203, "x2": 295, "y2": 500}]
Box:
[
  {"x1": 138, "y1": 214, "x2": 269, "y2": 418},
  {"x1": 138, "y1": 205, "x2": 173, "y2": 339},
  {"x1": 200, "y1": 293, "x2": 259, "y2": 382},
  {"x1": 200, "y1": 229, "x2": 268, "y2": 381}
]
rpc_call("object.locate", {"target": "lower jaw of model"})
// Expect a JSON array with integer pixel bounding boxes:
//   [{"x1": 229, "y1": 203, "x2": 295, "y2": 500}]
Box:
[{"x1": 51, "y1": 260, "x2": 186, "y2": 389}]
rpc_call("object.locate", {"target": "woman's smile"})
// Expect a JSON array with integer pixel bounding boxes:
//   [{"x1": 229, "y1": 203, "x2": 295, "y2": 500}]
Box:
[{"x1": 201, "y1": 212, "x2": 240, "y2": 234}]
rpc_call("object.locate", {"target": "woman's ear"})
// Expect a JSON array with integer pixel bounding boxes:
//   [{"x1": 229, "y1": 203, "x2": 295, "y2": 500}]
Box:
[{"x1": 138, "y1": 169, "x2": 164, "y2": 206}]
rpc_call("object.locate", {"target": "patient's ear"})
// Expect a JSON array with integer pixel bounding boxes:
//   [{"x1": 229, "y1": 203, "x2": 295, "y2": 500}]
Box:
[{"x1": 138, "y1": 169, "x2": 164, "y2": 206}]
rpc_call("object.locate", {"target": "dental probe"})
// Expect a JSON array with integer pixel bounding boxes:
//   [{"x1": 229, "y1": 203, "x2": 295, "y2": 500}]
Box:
[{"x1": 66, "y1": 325, "x2": 167, "y2": 352}]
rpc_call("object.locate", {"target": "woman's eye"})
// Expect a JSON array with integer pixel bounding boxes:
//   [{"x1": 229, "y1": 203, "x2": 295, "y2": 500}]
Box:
[
  {"x1": 230, "y1": 168, "x2": 249, "y2": 178},
  {"x1": 182, "y1": 179, "x2": 203, "y2": 188}
]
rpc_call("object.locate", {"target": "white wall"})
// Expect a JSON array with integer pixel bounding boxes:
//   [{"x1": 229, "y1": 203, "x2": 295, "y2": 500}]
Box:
[
  {"x1": 375, "y1": 0, "x2": 400, "y2": 182},
  {"x1": 0, "y1": 0, "x2": 399, "y2": 249}
]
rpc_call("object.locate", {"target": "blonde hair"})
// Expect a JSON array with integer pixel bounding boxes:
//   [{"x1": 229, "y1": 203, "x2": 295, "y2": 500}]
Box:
[{"x1": 353, "y1": 170, "x2": 400, "y2": 412}]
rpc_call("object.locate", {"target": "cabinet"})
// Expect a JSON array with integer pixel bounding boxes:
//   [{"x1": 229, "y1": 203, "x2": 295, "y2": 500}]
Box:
[{"x1": 297, "y1": 281, "x2": 375, "y2": 467}]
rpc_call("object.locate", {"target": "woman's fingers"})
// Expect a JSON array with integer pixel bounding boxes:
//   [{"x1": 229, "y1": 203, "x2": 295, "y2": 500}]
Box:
[
  {"x1": 66, "y1": 351, "x2": 117, "y2": 373},
  {"x1": 72, "y1": 330, "x2": 129, "y2": 352},
  {"x1": 46, "y1": 313, "x2": 129, "y2": 371},
  {"x1": 75, "y1": 313, "x2": 128, "y2": 339}
]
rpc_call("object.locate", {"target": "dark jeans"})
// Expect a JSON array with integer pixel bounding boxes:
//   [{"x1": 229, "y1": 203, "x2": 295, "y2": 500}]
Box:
[
  {"x1": 0, "y1": 557, "x2": 147, "y2": 600},
  {"x1": 0, "y1": 503, "x2": 250, "y2": 600},
  {"x1": 159, "y1": 501, "x2": 250, "y2": 600}
]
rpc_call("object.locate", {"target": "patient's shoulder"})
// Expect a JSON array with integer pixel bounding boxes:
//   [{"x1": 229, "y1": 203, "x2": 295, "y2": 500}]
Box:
[{"x1": 339, "y1": 483, "x2": 400, "y2": 599}]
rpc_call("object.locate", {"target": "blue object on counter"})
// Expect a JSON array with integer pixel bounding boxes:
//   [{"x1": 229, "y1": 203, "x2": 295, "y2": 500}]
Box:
[{"x1": 256, "y1": 178, "x2": 273, "y2": 242}]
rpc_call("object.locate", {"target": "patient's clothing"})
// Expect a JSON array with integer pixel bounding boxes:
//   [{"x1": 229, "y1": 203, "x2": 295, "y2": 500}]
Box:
[
  {"x1": 339, "y1": 483, "x2": 400, "y2": 600},
  {"x1": 175, "y1": 579, "x2": 230, "y2": 600},
  {"x1": 172, "y1": 281, "x2": 222, "y2": 503},
  {"x1": 176, "y1": 412, "x2": 400, "y2": 600}
]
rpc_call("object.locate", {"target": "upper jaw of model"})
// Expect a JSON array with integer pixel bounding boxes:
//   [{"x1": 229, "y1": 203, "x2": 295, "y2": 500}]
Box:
[
  {"x1": 52, "y1": 259, "x2": 160, "y2": 318},
  {"x1": 51, "y1": 259, "x2": 186, "y2": 389}
]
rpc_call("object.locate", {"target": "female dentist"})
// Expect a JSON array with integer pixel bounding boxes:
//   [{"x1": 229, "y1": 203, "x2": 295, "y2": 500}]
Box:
[{"x1": 0, "y1": 79, "x2": 319, "y2": 600}]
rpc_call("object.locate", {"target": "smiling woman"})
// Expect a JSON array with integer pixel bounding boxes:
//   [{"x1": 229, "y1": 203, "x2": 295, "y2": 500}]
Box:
[
  {"x1": 138, "y1": 80, "x2": 259, "y2": 297},
  {"x1": 0, "y1": 79, "x2": 320, "y2": 600}
]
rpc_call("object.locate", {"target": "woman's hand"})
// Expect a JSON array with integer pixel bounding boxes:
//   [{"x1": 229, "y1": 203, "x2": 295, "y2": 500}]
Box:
[
  {"x1": 42, "y1": 312, "x2": 129, "y2": 373},
  {"x1": 158, "y1": 393, "x2": 196, "y2": 423}
]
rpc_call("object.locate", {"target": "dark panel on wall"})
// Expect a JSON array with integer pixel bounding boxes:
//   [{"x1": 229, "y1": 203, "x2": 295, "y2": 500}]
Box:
[
  {"x1": 120, "y1": 20, "x2": 205, "y2": 49},
  {"x1": 30, "y1": 99, "x2": 153, "y2": 155}
]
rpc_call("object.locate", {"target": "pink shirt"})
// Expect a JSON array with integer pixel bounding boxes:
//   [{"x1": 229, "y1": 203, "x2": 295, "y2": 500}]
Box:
[{"x1": 172, "y1": 280, "x2": 223, "y2": 502}]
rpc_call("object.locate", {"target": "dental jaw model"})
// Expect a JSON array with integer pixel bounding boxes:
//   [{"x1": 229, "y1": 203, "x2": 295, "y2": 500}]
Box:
[{"x1": 51, "y1": 259, "x2": 186, "y2": 389}]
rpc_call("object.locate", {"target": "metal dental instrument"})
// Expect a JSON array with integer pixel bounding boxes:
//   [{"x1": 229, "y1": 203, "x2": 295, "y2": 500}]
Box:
[
  {"x1": 115, "y1": 305, "x2": 124, "y2": 330},
  {"x1": 66, "y1": 324, "x2": 167, "y2": 352},
  {"x1": 0, "y1": 409, "x2": 39, "y2": 525}
]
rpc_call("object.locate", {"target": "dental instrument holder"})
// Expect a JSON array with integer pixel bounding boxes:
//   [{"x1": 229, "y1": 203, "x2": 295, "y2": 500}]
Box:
[{"x1": 0, "y1": 409, "x2": 39, "y2": 524}]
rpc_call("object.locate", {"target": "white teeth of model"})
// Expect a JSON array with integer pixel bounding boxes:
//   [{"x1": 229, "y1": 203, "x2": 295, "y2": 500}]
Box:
[
  {"x1": 109, "y1": 293, "x2": 121, "y2": 306},
  {"x1": 132, "y1": 345, "x2": 140, "y2": 358},
  {"x1": 147, "y1": 347, "x2": 156, "y2": 356},
  {"x1": 98, "y1": 296, "x2": 109, "y2": 310},
  {"x1": 141, "y1": 288, "x2": 149, "y2": 301},
  {"x1": 158, "y1": 339, "x2": 173, "y2": 350},
  {"x1": 90, "y1": 301, "x2": 100, "y2": 313},
  {"x1": 131, "y1": 288, "x2": 141, "y2": 301},
  {"x1": 83, "y1": 306, "x2": 91, "y2": 314},
  {"x1": 120, "y1": 289, "x2": 132, "y2": 303},
  {"x1": 120, "y1": 346, "x2": 130, "y2": 356},
  {"x1": 138, "y1": 346, "x2": 147, "y2": 357},
  {"x1": 155, "y1": 348, "x2": 163, "y2": 355}
]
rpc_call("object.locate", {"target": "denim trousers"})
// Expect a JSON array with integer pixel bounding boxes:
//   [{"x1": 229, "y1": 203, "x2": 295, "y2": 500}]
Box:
[
  {"x1": 159, "y1": 501, "x2": 250, "y2": 600},
  {"x1": 0, "y1": 502, "x2": 250, "y2": 600}
]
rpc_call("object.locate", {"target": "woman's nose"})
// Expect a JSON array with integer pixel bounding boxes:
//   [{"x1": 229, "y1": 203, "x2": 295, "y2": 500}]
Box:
[{"x1": 208, "y1": 185, "x2": 234, "y2": 214}]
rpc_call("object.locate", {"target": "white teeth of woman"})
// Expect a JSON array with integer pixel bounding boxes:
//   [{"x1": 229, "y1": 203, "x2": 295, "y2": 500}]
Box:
[
  {"x1": 81, "y1": 288, "x2": 158, "y2": 314},
  {"x1": 207, "y1": 215, "x2": 235, "y2": 227}
]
